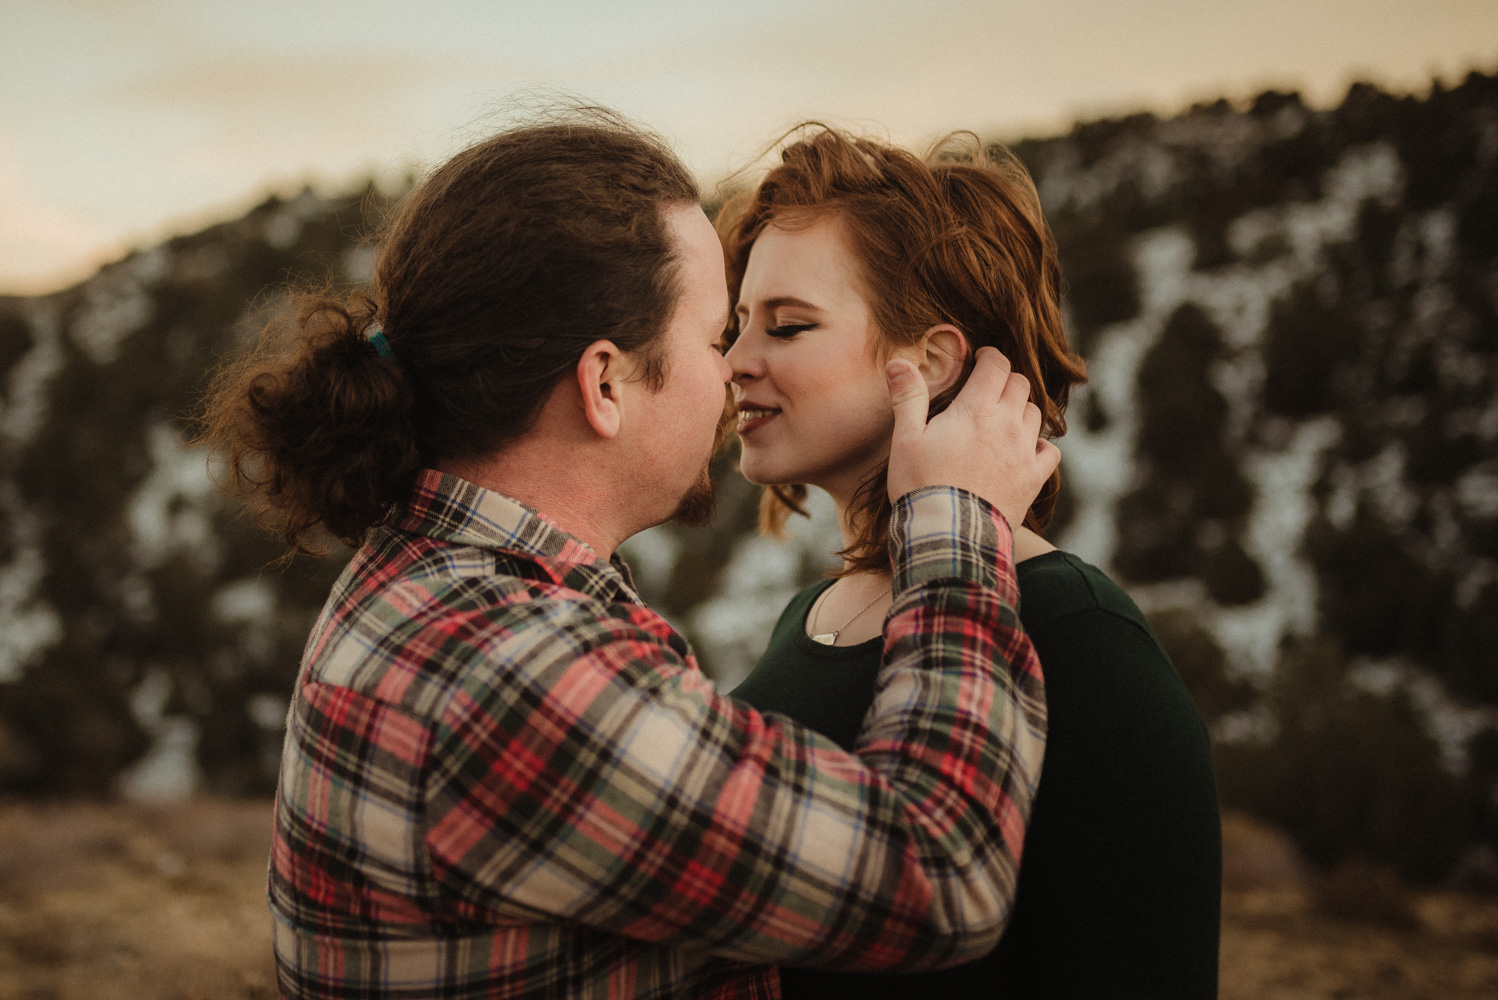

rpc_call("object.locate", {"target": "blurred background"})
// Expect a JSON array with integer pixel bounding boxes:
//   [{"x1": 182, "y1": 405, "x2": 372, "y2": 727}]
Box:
[{"x1": 3, "y1": 2, "x2": 1498, "y2": 997}]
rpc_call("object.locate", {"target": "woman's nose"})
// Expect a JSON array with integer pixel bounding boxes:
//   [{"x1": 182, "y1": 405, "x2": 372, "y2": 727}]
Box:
[{"x1": 726, "y1": 339, "x2": 762, "y2": 384}]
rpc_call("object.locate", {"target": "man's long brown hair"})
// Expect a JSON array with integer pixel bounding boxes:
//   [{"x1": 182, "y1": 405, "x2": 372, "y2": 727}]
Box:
[
  {"x1": 197, "y1": 108, "x2": 698, "y2": 555},
  {"x1": 716, "y1": 126, "x2": 1087, "y2": 574}
]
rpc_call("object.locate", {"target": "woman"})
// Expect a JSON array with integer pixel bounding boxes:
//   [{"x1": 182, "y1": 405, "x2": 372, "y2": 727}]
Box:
[{"x1": 721, "y1": 128, "x2": 1222, "y2": 997}]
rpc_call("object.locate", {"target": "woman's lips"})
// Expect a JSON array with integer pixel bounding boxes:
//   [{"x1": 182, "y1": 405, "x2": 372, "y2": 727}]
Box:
[{"x1": 736, "y1": 407, "x2": 781, "y2": 435}]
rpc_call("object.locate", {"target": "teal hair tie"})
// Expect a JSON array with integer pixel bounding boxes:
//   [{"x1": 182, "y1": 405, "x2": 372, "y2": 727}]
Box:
[{"x1": 367, "y1": 327, "x2": 396, "y2": 361}]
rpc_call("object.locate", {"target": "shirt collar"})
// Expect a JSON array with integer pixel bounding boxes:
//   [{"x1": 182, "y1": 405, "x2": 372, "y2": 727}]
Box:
[{"x1": 397, "y1": 469, "x2": 642, "y2": 605}]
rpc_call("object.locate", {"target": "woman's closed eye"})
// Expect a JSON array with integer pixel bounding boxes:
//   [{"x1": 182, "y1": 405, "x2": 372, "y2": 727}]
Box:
[{"x1": 767, "y1": 323, "x2": 816, "y2": 338}]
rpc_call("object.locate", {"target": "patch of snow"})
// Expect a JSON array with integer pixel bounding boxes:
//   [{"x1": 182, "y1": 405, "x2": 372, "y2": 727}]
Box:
[
  {"x1": 0, "y1": 538, "x2": 62, "y2": 684},
  {"x1": 1268, "y1": 104, "x2": 1308, "y2": 141},
  {"x1": 1455, "y1": 559, "x2": 1496, "y2": 610},
  {"x1": 1, "y1": 301, "x2": 65, "y2": 446},
  {"x1": 118, "y1": 573, "x2": 156, "y2": 623},
  {"x1": 1365, "y1": 443, "x2": 1420, "y2": 531},
  {"x1": 0, "y1": 486, "x2": 62, "y2": 683},
  {"x1": 1213, "y1": 703, "x2": 1279, "y2": 745},
  {"x1": 1160, "y1": 108, "x2": 1262, "y2": 175},
  {"x1": 247, "y1": 692, "x2": 289, "y2": 731},
  {"x1": 263, "y1": 213, "x2": 301, "y2": 251},
  {"x1": 1227, "y1": 144, "x2": 1402, "y2": 288},
  {"x1": 1349, "y1": 656, "x2": 1498, "y2": 774},
  {"x1": 1059, "y1": 144, "x2": 1412, "y2": 679},
  {"x1": 117, "y1": 717, "x2": 201, "y2": 802},
  {"x1": 1056, "y1": 228, "x2": 1194, "y2": 568},
  {"x1": 1134, "y1": 227, "x2": 1196, "y2": 314},
  {"x1": 211, "y1": 578, "x2": 276, "y2": 623},
  {"x1": 1456, "y1": 463, "x2": 1498, "y2": 519},
  {"x1": 617, "y1": 526, "x2": 683, "y2": 600},
  {"x1": 1323, "y1": 442, "x2": 1418, "y2": 535},
  {"x1": 1128, "y1": 144, "x2": 1180, "y2": 203},
  {"x1": 1120, "y1": 577, "x2": 1211, "y2": 617},
  {"x1": 1033, "y1": 138, "x2": 1177, "y2": 216},
  {"x1": 263, "y1": 190, "x2": 326, "y2": 250},
  {"x1": 118, "y1": 667, "x2": 201, "y2": 802},
  {"x1": 70, "y1": 245, "x2": 169, "y2": 365},
  {"x1": 1211, "y1": 416, "x2": 1343, "y2": 678},
  {"x1": 1324, "y1": 142, "x2": 1403, "y2": 209},
  {"x1": 1033, "y1": 144, "x2": 1083, "y2": 214},
  {"x1": 1208, "y1": 604, "x2": 1291, "y2": 683},
  {"x1": 688, "y1": 490, "x2": 839, "y2": 690},
  {"x1": 1210, "y1": 349, "x2": 1267, "y2": 448},
  {"x1": 212, "y1": 577, "x2": 277, "y2": 665},
  {"x1": 1426, "y1": 490, "x2": 1466, "y2": 563},
  {"x1": 1055, "y1": 140, "x2": 1427, "y2": 688},
  {"x1": 128, "y1": 666, "x2": 172, "y2": 722},
  {"x1": 1417, "y1": 208, "x2": 1458, "y2": 283},
  {"x1": 127, "y1": 423, "x2": 220, "y2": 574}
]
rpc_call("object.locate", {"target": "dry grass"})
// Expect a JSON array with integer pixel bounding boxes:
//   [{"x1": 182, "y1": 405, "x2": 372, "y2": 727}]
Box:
[
  {"x1": 0, "y1": 799, "x2": 276, "y2": 1000},
  {"x1": 2, "y1": 802, "x2": 1498, "y2": 998},
  {"x1": 1218, "y1": 813, "x2": 1498, "y2": 999}
]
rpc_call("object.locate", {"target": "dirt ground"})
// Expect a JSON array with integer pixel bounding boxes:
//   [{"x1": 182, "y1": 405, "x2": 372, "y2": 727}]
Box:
[{"x1": 2, "y1": 801, "x2": 1497, "y2": 999}]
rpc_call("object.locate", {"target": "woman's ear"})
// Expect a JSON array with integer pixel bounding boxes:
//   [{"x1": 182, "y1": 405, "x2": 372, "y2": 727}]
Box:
[
  {"x1": 914, "y1": 324, "x2": 968, "y2": 397},
  {"x1": 575, "y1": 339, "x2": 624, "y2": 439}
]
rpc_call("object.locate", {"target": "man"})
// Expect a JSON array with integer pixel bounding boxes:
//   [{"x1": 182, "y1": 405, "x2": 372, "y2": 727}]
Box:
[{"x1": 201, "y1": 108, "x2": 1055, "y2": 998}]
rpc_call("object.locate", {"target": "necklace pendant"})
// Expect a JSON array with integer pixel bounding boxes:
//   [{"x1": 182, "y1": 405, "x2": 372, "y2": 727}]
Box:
[{"x1": 810, "y1": 631, "x2": 838, "y2": 645}]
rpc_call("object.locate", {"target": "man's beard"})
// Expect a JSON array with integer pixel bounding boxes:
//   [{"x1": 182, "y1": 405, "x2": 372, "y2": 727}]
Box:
[
  {"x1": 670, "y1": 395, "x2": 733, "y2": 528},
  {"x1": 671, "y1": 464, "x2": 716, "y2": 528}
]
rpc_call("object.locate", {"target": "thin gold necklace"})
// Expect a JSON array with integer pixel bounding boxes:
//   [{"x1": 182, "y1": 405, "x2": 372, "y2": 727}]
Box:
[{"x1": 809, "y1": 584, "x2": 888, "y2": 646}]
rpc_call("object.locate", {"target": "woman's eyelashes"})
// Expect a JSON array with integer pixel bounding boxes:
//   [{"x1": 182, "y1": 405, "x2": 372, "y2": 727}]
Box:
[{"x1": 718, "y1": 320, "x2": 816, "y2": 352}]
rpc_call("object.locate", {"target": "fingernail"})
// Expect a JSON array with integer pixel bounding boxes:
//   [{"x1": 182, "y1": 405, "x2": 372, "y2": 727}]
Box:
[{"x1": 886, "y1": 359, "x2": 915, "y2": 384}]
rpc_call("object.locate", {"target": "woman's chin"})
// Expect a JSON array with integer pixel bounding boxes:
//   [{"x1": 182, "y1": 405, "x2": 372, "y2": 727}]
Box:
[
  {"x1": 738, "y1": 448, "x2": 824, "y2": 489},
  {"x1": 736, "y1": 455, "x2": 779, "y2": 487}
]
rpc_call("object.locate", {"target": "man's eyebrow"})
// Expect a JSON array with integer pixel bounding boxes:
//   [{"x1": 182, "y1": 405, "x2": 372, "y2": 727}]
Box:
[{"x1": 734, "y1": 295, "x2": 823, "y2": 317}]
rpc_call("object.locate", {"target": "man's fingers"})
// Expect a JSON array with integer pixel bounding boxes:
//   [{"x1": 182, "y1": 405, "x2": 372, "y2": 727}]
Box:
[
  {"x1": 1000, "y1": 370, "x2": 1032, "y2": 412},
  {"x1": 1022, "y1": 399, "x2": 1044, "y2": 439},
  {"x1": 1036, "y1": 439, "x2": 1061, "y2": 478},
  {"x1": 958, "y1": 346, "x2": 1013, "y2": 402},
  {"x1": 886, "y1": 359, "x2": 929, "y2": 438}
]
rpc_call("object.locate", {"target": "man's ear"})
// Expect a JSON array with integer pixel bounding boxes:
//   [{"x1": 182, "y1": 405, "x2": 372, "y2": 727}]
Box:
[
  {"x1": 913, "y1": 324, "x2": 969, "y2": 397},
  {"x1": 575, "y1": 339, "x2": 625, "y2": 439}
]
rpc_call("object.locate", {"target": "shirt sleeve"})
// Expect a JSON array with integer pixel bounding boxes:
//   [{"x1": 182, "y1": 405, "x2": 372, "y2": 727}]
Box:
[{"x1": 422, "y1": 486, "x2": 1047, "y2": 972}]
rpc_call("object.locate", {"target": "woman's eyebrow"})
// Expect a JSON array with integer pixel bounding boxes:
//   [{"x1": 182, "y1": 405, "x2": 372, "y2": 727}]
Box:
[
  {"x1": 736, "y1": 295, "x2": 823, "y2": 318},
  {"x1": 764, "y1": 296, "x2": 821, "y2": 312}
]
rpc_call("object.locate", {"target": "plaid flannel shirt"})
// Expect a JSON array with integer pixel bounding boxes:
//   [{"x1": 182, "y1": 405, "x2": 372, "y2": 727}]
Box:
[{"x1": 269, "y1": 470, "x2": 1046, "y2": 999}]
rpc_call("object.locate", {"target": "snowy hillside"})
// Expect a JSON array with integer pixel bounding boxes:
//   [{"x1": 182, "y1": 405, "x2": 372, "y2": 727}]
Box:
[{"x1": 0, "y1": 74, "x2": 1494, "y2": 880}]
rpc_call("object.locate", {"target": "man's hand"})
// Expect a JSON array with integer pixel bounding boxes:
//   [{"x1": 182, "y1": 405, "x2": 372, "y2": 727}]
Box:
[{"x1": 885, "y1": 346, "x2": 1060, "y2": 529}]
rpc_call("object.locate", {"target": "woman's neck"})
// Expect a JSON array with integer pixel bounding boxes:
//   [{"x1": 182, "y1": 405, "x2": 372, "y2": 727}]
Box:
[
  {"x1": 1012, "y1": 524, "x2": 1056, "y2": 563},
  {"x1": 834, "y1": 494, "x2": 863, "y2": 557}
]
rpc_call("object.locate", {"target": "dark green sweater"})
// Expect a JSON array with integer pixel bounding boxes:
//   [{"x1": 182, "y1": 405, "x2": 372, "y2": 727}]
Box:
[{"x1": 731, "y1": 550, "x2": 1221, "y2": 998}]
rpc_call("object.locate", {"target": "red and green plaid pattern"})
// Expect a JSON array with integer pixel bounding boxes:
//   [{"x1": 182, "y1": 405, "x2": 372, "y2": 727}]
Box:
[{"x1": 269, "y1": 471, "x2": 1046, "y2": 998}]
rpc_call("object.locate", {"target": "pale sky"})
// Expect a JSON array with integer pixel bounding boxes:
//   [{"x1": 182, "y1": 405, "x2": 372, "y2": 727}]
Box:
[{"x1": 4, "y1": 0, "x2": 1496, "y2": 294}]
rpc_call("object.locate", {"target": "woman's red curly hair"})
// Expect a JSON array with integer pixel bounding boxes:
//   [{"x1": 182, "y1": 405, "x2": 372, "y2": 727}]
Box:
[{"x1": 716, "y1": 125, "x2": 1088, "y2": 574}]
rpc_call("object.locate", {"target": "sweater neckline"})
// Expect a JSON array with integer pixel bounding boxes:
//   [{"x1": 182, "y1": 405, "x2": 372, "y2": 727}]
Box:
[{"x1": 793, "y1": 551, "x2": 1072, "y2": 657}]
